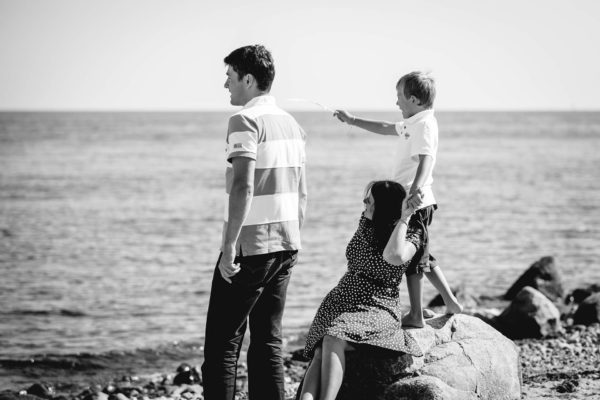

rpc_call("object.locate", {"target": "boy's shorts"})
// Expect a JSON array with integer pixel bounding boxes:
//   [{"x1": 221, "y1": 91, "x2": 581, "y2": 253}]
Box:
[{"x1": 406, "y1": 204, "x2": 439, "y2": 276}]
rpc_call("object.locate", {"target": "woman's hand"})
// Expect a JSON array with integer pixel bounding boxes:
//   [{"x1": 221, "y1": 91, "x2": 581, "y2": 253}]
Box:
[
  {"x1": 401, "y1": 192, "x2": 422, "y2": 223},
  {"x1": 384, "y1": 196, "x2": 419, "y2": 265}
]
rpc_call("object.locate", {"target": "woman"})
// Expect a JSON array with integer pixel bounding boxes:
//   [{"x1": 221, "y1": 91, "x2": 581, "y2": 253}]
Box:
[{"x1": 299, "y1": 180, "x2": 424, "y2": 400}]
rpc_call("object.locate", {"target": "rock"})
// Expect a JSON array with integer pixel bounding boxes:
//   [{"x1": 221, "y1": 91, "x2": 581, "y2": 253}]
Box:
[
  {"x1": 385, "y1": 375, "x2": 479, "y2": 400},
  {"x1": 107, "y1": 394, "x2": 128, "y2": 400},
  {"x1": 427, "y1": 284, "x2": 479, "y2": 310},
  {"x1": 235, "y1": 373, "x2": 248, "y2": 393},
  {"x1": 573, "y1": 293, "x2": 600, "y2": 325},
  {"x1": 504, "y1": 256, "x2": 564, "y2": 302},
  {"x1": 173, "y1": 363, "x2": 201, "y2": 385},
  {"x1": 102, "y1": 385, "x2": 117, "y2": 395},
  {"x1": 290, "y1": 347, "x2": 309, "y2": 362},
  {"x1": 295, "y1": 314, "x2": 521, "y2": 400},
  {"x1": 82, "y1": 391, "x2": 109, "y2": 400},
  {"x1": 26, "y1": 384, "x2": 54, "y2": 399},
  {"x1": 556, "y1": 378, "x2": 579, "y2": 393},
  {"x1": 0, "y1": 391, "x2": 42, "y2": 400},
  {"x1": 496, "y1": 286, "x2": 563, "y2": 339},
  {"x1": 566, "y1": 284, "x2": 600, "y2": 305},
  {"x1": 169, "y1": 384, "x2": 203, "y2": 398}
]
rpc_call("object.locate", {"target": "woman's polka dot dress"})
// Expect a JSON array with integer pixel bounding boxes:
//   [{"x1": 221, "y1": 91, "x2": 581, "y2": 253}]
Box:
[{"x1": 303, "y1": 214, "x2": 424, "y2": 359}]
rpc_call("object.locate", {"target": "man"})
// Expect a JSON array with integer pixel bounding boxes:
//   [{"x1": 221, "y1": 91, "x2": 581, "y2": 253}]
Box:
[{"x1": 201, "y1": 44, "x2": 307, "y2": 400}]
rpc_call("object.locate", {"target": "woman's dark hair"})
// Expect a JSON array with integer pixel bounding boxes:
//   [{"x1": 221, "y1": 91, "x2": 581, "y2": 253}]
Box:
[
  {"x1": 223, "y1": 44, "x2": 275, "y2": 91},
  {"x1": 366, "y1": 180, "x2": 407, "y2": 251}
]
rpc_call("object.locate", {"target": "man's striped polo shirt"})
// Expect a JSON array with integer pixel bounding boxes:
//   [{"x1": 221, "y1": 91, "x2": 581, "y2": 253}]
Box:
[{"x1": 223, "y1": 95, "x2": 306, "y2": 256}]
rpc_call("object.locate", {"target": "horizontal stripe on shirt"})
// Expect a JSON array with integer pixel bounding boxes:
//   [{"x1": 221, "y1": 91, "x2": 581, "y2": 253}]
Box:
[
  {"x1": 226, "y1": 166, "x2": 301, "y2": 196},
  {"x1": 221, "y1": 220, "x2": 301, "y2": 256},
  {"x1": 228, "y1": 114, "x2": 305, "y2": 143},
  {"x1": 224, "y1": 192, "x2": 299, "y2": 225},
  {"x1": 227, "y1": 131, "x2": 258, "y2": 158},
  {"x1": 227, "y1": 138, "x2": 305, "y2": 168}
]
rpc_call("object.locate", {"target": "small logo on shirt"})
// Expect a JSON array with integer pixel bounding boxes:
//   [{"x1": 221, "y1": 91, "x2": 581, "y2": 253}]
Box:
[{"x1": 233, "y1": 143, "x2": 243, "y2": 149}]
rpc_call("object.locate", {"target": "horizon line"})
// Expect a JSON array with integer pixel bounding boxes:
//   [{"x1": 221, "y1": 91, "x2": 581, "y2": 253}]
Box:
[{"x1": 1, "y1": 108, "x2": 600, "y2": 113}]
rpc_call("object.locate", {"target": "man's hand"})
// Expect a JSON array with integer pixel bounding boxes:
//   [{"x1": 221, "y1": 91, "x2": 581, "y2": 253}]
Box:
[
  {"x1": 407, "y1": 187, "x2": 425, "y2": 210},
  {"x1": 218, "y1": 247, "x2": 240, "y2": 283},
  {"x1": 333, "y1": 110, "x2": 355, "y2": 124}
]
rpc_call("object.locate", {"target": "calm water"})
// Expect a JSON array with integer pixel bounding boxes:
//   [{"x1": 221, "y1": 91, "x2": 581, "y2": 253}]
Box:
[{"x1": 1, "y1": 111, "x2": 599, "y2": 388}]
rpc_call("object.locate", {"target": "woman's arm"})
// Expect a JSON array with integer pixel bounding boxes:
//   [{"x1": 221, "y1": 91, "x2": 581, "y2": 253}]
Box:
[{"x1": 382, "y1": 197, "x2": 419, "y2": 266}]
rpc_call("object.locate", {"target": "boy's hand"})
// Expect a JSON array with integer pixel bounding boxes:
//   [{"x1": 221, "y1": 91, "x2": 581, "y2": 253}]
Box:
[
  {"x1": 407, "y1": 188, "x2": 425, "y2": 210},
  {"x1": 400, "y1": 197, "x2": 415, "y2": 223},
  {"x1": 333, "y1": 110, "x2": 355, "y2": 124}
]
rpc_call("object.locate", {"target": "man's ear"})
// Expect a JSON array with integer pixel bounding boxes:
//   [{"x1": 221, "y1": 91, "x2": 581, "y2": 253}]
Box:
[{"x1": 244, "y1": 74, "x2": 255, "y2": 88}]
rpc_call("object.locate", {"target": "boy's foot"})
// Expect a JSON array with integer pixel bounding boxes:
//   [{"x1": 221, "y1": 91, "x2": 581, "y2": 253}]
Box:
[
  {"x1": 445, "y1": 299, "x2": 464, "y2": 315},
  {"x1": 423, "y1": 308, "x2": 436, "y2": 319},
  {"x1": 402, "y1": 313, "x2": 425, "y2": 328}
]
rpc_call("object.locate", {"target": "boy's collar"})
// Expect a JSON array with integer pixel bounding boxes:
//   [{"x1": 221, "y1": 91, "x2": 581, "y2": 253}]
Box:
[
  {"x1": 404, "y1": 109, "x2": 434, "y2": 124},
  {"x1": 243, "y1": 94, "x2": 275, "y2": 109}
]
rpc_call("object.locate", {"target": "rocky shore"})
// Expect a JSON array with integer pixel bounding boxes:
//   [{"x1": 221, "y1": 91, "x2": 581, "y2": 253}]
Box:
[{"x1": 2, "y1": 256, "x2": 599, "y2": 400}]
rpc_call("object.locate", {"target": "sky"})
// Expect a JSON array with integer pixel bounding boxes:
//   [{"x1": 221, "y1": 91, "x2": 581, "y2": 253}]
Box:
[{"x1": 1, "y1": 0, "x2": 599, "y2": 111}]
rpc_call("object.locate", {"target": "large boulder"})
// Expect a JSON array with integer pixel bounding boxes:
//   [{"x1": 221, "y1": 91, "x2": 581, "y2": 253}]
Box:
[
  {"x1": 308, "y1": 314, "x2": 521, "y2": 400},
  {"x1": 504, "y1": 256, "x2": 564, "y2": 302},
  {"x1": 573, "y1": 292, "x2": 600, "y2": 325},
  {"x1": 495, "y1": 286, "x2": 563, "y2": 339}
]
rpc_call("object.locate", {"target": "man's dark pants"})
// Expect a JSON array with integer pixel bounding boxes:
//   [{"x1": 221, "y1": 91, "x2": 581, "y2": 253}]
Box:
[{"x1": 201, "y1": 250, "x2": 297, "y2": 400}]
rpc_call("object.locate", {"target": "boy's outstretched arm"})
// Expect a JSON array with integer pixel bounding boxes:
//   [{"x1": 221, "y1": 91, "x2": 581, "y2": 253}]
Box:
[{"x1": 334, "y1": 110, "x2": 397, "y2": 136}]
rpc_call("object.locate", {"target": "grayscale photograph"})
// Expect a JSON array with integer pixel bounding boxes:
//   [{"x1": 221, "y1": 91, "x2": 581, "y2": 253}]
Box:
[{"x1": 1, "y1": 1, "x2": 599, "y2": 399}]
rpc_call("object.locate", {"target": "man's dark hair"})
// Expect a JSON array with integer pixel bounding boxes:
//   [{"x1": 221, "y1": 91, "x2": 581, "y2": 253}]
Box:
[
  {"x1": 397, "y1": 71, "x2": 436, "y2": 109},
  {"x1": 224, "y1": 44, "x2": 275, "y2": 92}
]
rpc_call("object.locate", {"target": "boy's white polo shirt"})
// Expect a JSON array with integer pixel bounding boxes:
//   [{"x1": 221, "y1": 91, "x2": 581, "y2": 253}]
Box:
[{"x1": 392, "y1": 109, "x2": 438, "y2": 209}]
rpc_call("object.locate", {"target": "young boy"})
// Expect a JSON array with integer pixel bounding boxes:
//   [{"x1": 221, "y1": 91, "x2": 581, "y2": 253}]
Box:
[{"x1": 334, "y1": 71, "x2": 462, "y2": 327}]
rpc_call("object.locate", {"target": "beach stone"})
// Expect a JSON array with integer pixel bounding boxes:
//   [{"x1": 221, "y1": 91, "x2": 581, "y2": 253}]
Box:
[
  {"x1": 84, "y1": 392, "x2": 109, "y2": 400},
  {"x1": 102, "y1": 385, "x2": 117, "y2": 395},
  {"x1": 496, "y1": 286, "x2": 563, "y2": 339},
  {"x1": 384, "y1": 375, "x2": 479, "y2": 400},
  {"x1": 173, "y1": 363, "x2": 201, "y2": 385},
  {"x1": 298, "y1": 314, "x2": 520, "y2": 400},
  {"x1": 427, "y1": 284, "x2": 479, "y2": 310},
  {"x1": 573, "y1": 293, "x2": 600, "y2": 325},
  {"x1": 0, "y1": 391, "x2": 41, "y2": 400},
  {"x1": 504, "y1": 256, "x2": 564, "y2": 302},
  {"x1": 107, "y1": 394, "x2": 129, "y2": 400},
  {"x1": 566, "y1": 284, "x2": 600, "y2": 305},
  {"x1": 290, "y1": 347, "x2": 309, "y2": 362},
  {"x1": 26, "y1": 384, "x2": 54, "y2": 399}
]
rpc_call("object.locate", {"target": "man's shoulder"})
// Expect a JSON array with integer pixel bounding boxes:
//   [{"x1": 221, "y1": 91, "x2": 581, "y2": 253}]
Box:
[{"x1": 236, "y1": 102, "x2": 292, "y2": 121}]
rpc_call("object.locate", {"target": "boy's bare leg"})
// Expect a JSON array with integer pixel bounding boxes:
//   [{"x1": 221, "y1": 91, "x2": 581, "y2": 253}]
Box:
[
  {"x1": 299, "y1": 347, "x2": 322, "y2": 400},
  {"x1": 425, "y1": 266, "x2": 463, "y2": 314},
  {"x1": 402, "y1": 273, "x2": 426, "y2": 328}
]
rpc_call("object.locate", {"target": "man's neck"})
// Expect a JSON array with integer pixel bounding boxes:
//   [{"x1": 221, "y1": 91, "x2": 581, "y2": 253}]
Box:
[{"x1": 242, "y1": 91, "x2": 270, "y2": 106}]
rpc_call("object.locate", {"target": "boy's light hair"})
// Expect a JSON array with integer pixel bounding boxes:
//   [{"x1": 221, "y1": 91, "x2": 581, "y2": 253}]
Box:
[{"x1": 397, "y1": 71, "x2": 436, "y2": 109}]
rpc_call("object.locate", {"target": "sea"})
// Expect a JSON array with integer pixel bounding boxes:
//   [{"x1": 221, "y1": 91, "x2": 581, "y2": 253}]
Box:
[{"x1": 1, "y1": 111, "x2": 599, "y2": 390}]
